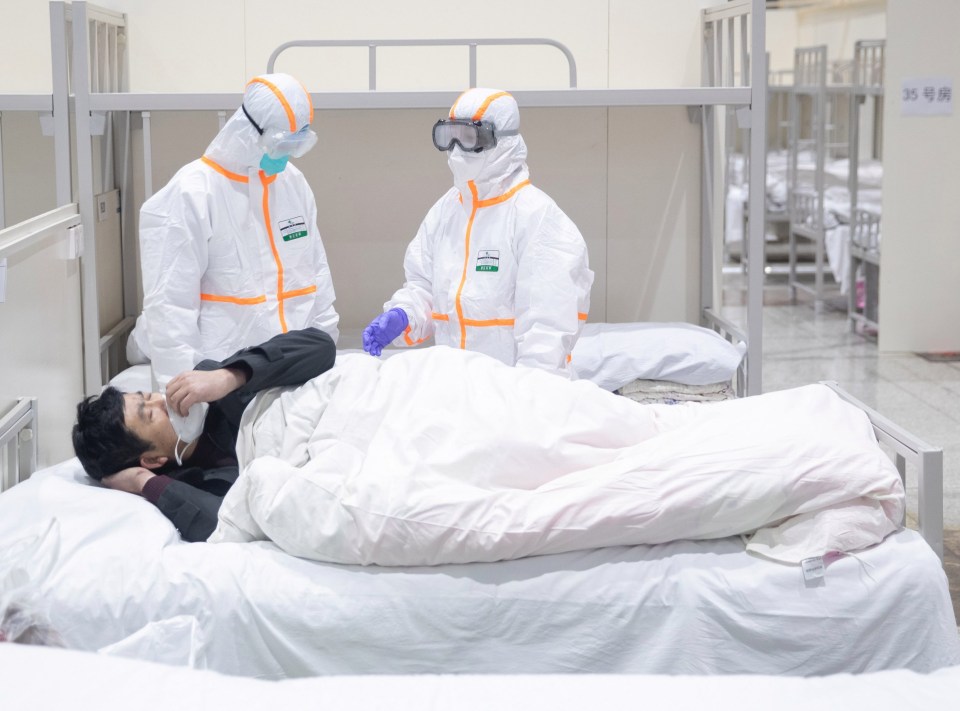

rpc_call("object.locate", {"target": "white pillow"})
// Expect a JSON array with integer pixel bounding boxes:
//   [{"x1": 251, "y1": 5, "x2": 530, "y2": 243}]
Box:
[
  {"x1": 572, "y1": 322, "x2": 745, "y2": 391},
  {"x1": 107, "y1": 364, "x2": 153, "y2": 393}
]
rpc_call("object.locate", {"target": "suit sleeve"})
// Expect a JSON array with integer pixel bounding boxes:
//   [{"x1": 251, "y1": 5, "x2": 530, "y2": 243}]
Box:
[
  {"x1": 513, "y1": 199, "x2": 594, "y2": 378},
  {"x1": 384, "y1": 192, "x2": 452, "y2": 347},
  {"x1": 143, "y1": 475, "x2": 226, "y2": 543},
  {"x1": 139, "y1": 179, "x2": 211, "y2": 390},
  {"x1": 196, "y1": 327, "x2": 336, "y2": 399}
]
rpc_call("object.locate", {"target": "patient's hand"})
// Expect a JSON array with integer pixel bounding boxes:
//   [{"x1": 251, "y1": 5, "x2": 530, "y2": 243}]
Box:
[
  {"x1": 102, "y1": 467, "x2": 154, "y2": 495},
  {"x1": 165, "y1": 367, "x2": 247, "y2": 416}
]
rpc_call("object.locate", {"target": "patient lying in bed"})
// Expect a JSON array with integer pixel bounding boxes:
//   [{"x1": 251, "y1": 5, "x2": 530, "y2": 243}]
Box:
[
  {"x1": 72, "y1": 328, "x2": 336, "y2": 542},
  {"x1": 73, "y1": 328, "x2": 904, "y2": 567}
]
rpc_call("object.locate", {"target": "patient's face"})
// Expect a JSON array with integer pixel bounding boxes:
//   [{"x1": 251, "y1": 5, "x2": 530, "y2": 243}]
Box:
[{"x1": 123, "y1": 391, "x2": 178, "y2": 459}]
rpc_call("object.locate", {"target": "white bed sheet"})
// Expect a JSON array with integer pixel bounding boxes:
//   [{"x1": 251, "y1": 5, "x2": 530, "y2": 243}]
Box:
[
  {"x1": 1, "y1": 458, "x2": 957, "y2": 679},
  {"x1": 2, "y1": 645, "x2": 960, "y2": 711}
]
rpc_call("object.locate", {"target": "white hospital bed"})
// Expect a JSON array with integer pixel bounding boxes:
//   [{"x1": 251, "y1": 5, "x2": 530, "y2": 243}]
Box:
[
  {"x1": 2, "y1": 644, "x2": 960, "y2": 711},
  {"x1": 0, "y1": 377, "x2": 955, "y2": 678},
  {"x1": 6, "y1": 0, "x2": 955, "y2": 681}
]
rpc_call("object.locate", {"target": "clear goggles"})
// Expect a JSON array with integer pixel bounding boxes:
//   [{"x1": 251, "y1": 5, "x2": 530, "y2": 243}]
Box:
[
  {"x1": 243, "y1": 104, "x2": 318, "y2": 159},
  {"x1": 432, "y1": 118, "x2": 518, "y2": 153},
  {"x1": 260, "y1": 125, "x2": 317, "y2": 159}
]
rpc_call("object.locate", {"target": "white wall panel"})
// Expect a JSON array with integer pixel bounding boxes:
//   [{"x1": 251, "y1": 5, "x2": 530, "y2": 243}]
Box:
[
  {"x1": 0, "y1": 112, "x2": 57, "y2": 226},
  {"x1": 879, "y1": 0, "x2": 960, "y2": 352},
  {"x1": 796, "y1": 4, "x2": 885, "y2": 62},
  {"x1": 0, "y1": 220, "x2": 84, "y2": 467},
  {"x1": 606, "y1": 107, "x2": 700, "y2": 323}
]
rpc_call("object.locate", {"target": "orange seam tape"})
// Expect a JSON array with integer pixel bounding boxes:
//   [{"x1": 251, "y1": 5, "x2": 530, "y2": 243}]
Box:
[
  {"x1": 200, "y1": 293, "x2": 266, "y2": 305},
  {"x1": 247, "y1": 77, "x2": 297, "y2": 132},
  {"x1": 201, "y1": 156, "x2": 248, "y2": 183}
]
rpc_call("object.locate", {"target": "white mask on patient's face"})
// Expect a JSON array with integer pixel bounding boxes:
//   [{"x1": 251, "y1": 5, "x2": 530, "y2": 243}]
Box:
[{"x1": 162, "y1": 391, "x2": 208, "y2": 466}]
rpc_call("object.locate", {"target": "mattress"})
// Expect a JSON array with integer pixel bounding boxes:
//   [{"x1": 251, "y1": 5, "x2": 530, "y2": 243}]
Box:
[
  {"x1": 2, "y1": 644, "x2": 960, "y2": 711},
  {"x1": 1, "y1": 458, "x2": 957, "y2": 679}
]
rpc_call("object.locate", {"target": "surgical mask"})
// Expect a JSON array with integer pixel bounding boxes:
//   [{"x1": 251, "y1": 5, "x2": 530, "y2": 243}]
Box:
[
  {"x1": 163, "y1": 392, "x2": 208, "y2": 466},
  {"x1": 260, "y1": 153, "x2": 290, "y2": 176},
  {"x1": 447, "y1": 146, "x2": 492, "y2": 185},
  {"x1": 432, "y1": 118, "x2": 518, "y2": 153}
]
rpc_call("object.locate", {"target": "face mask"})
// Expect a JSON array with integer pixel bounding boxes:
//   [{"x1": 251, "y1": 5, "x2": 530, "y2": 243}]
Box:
[
  {"x1": 163, "y1": 393, "x2": 209, "y2": 466},
  {"x1": 447, "y1": 146, "x2": 490, "y2": 184},
  {"x1": 260, "y1": 153, "x2": 290, "y2": 176}
]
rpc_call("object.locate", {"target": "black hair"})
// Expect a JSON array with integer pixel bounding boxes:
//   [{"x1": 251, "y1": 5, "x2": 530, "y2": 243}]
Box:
[{"x1": 71, "y1": 386, "x2": 151, "y2": 481}]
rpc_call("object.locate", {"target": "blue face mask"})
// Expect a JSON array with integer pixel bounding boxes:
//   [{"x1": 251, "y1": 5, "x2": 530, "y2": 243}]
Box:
[{"x1": 260, "y1": 153, "x2": 289, "y2": 176}]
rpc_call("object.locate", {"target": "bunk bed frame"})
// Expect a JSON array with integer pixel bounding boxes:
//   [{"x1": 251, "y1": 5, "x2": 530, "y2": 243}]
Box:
[
  {"x1": 787, "y1": 44, "x2": 833, "y2": 309},
  {"x1": 52, "y1": 0, "x2": 768, "y2": 397},
  {"x1": 847, "y1": 39, "x2": 885, "y2": 334},
  {"x1": 786, "y1": 41, "x2": 885, "y2": 315},
  {"x1": 0, "y1": 397, "x2": 38, "y2": 493},
  {"x1": 727, "y1": 61, "x2": 796, "y2": 276}
]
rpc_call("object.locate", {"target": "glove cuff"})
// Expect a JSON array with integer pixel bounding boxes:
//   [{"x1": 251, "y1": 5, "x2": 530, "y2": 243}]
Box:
[{"x1": 388, "y1": 307, "x2": 409, "y2": 331}]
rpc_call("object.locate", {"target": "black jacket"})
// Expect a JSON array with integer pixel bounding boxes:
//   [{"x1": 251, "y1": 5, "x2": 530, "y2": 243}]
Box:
[{"x1": 142, "y1": 327, "x2": 335, "y2": 542}]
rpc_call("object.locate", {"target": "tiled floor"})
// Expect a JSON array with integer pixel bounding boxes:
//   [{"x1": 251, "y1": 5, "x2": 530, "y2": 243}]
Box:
[{"x1": 721, "y1": 273, "x2": 960, "y2": 623}]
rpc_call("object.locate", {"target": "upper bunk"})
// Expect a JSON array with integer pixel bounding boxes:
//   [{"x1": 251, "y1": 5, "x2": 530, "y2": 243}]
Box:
[{"x1": 2, "y1": 0, "x2": 769, "y2": 397}]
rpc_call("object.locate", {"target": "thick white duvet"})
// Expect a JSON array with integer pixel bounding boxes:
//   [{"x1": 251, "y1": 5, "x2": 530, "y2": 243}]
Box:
[{"x1": 210, "y1": 347, "x2": 903, "y2": 566}]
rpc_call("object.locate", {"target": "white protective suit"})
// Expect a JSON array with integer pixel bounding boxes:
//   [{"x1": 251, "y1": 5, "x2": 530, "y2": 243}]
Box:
[
  {"x1": 383, "y1": 88, "x2": 593, "y2": 377},
  {"x1": 130, "y1": 73, "x2": 339, "y2": 389}
]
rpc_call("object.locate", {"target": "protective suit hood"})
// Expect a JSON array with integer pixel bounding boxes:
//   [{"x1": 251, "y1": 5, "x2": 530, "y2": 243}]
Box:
[
  {"x1": 205, "y1": 73, "x2": 314, "y2": 174},
  {"x1": 446, "y1": 88, "x2": 529, "y2": 203}
]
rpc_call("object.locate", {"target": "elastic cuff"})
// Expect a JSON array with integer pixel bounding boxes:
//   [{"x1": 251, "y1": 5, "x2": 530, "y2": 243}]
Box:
[{"x1": 141, "y1": 474, "x2": 173, "y2": 504}]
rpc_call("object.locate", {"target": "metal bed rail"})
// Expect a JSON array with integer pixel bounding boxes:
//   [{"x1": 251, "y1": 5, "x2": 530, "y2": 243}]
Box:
[
  {"x1": 268, "y1": 38, "x2": 578, "y2": 90},
  {"x1": 0, "y1": 398, "x2": 39, "y2": 493},
  {"x1": 847, "y1": 208, "x2": 881, "y2": 332},
  {"x1": 99, "y1": 316, "x2": 137, "y2": 388},
  {"x1": 702, "y1": 307, "x2": 748, "y2": 397},
  {"x1": 51, "y1": 1, "x2": 137, "y2": 395},
  {"x1": 0, "y1": 203, "x2": 82, "y2": 262},
  {"x1": 847, "y1": 39, "x2": 885, "y2": 335},
  {"x1": 822, "y1": 381, "x2": 944, "y2": 561},
  {"x1": 787, "y1": 45, "x2": 834, "y2": 310},
  {"x1": 850, "y1": 207, "x2": 881, "y2": 253},
  {"x1": 853, "y1": 39, "x2": 885, "y2": 91},
  {"x1": 701, "y1": 0, "x2": 766, "y2": 395}
]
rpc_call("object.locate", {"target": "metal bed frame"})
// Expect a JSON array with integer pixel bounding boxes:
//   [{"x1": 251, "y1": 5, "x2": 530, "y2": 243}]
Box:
[
  {"x1": 846, "y1": 39, "x2": 885, "y2": 334},
  {"x1": 49, "y1": 0, "x2": 768, "y2": 397},
  {"x1": 0, "y1": 398, "x2": 38, "y2": 493},
  {"x1": 786, "y1": 41, "x2": 884, "y2": 313},
  {"x1": 787, "y1": 45, "x2": 834, "y2": 309},
  {"x1": 728, "y1": 61, "x2": 795, "y2": 275},
  {"x1": 823, "y1": 381, "x2": 943, "y2": 560}
]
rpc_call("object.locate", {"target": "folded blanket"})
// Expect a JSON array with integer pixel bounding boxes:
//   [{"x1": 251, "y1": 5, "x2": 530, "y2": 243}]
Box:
[{"x1": 617, "y1": 379, "x2": 735, "y2": 404}]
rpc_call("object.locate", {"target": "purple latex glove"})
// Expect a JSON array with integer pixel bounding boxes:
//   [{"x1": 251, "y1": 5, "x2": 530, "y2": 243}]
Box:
[{"x1": 362, "y1": 308, "x2": 409, "y2": 356}]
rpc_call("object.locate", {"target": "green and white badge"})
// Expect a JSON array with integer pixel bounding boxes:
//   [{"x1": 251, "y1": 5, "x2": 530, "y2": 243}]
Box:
[
  {"x1": 476, "y1": 250, "x2": 499, "y2": 272},
  {"x1": 279, "y1": 216, "x2": 308, "y2": 242}
]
